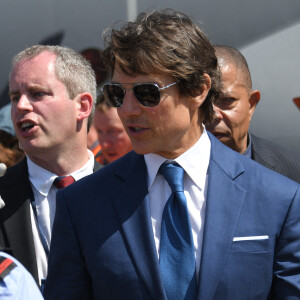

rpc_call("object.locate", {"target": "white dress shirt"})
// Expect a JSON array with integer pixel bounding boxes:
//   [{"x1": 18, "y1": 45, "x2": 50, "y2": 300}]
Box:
[
  {"x1": 144, "y1": 127, "x2": 211, "y2": 280},
  {"x1": 28, "y1": 150, "x2": 95, "y2": 285}
]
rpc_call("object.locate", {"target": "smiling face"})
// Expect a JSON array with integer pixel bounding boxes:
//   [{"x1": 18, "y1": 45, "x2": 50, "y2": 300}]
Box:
[
  {"x1": 113, "y1": 66, "x2": 209, "y2": 159},
  {"x1": 93, "y1": 107, "x2": 132, "y2": 164},
  {"x1": 9, "y1": 51, "x2": 79, "y2": 160},
  {"x1": 206, "y1": 63, "x2": 260, "y2": 153}
]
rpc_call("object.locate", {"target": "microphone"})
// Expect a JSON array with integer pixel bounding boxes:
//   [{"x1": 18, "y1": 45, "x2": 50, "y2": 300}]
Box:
[
  {"x1": 0, "y1": 163, "x2": 7, "y2": 177},
  {"x1": 0, "y1": 163, "x2": 6, "y2": 208}
]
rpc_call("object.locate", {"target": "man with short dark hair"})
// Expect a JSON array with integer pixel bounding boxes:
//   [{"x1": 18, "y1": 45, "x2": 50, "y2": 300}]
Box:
[
  {"x1": 80, "y1": 47, "x2": 108, "y2": 162},
  {"x1": 0, "y1": 45, "x2": 102, "y2": 287},
  {"x1": 206, "y1": 45, "x2": 300, "y2": 183},
  {"x1": 45, "y1": 10, "x2": 300, "y2": 299}
]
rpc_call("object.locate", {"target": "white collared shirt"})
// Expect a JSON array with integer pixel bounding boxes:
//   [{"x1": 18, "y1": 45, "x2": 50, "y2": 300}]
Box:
[
  {"x1": 144, "y1": 127, "x2": 211, "y2": 280},
  {"x1": 28, "y1": 150, "x2": 94, "y2": 285}
]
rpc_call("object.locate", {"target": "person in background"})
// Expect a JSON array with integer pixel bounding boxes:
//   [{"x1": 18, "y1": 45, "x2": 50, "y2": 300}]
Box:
[
  {"x1": 0, "y1": 251, "x2": 43, "y2": 299},
  {"x1": 81, "y1": 48, "x2": 109, "y2": 161},
  {"x1": 206, "y1": 45, "x2": 300, "y2": 183},
  {"x1": 93, "y1": 93, "x2": 132, "y2": 165},
  {"x1": 80, "y1": 48, "x2": 108, "y2": 87},
  {"x1": 0, "y1": 45, "x2": 102, "y2": 288},
  {"x1": 86, "y1": 121, "x2": 102, "y2": 162},
  {"x1": 0, "y1": 103, "x2": 24, "y2": 167},
  {"x1": 45, "y1": 9, "x2": 300, "y2": 299}
]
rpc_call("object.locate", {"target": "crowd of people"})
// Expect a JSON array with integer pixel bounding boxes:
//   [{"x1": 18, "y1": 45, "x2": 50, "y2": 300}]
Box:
[{"x1": 0, "y1": 8, "x2": 299, "y2": 300}]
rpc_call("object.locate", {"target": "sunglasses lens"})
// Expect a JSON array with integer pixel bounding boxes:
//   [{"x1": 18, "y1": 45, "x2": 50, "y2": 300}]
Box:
[
  {"x1": 103, "y1": 84, "x2": 125, "y2": 107},
  {"x1": 133, "y1": 84, "x2": 161, "y2": 107}
]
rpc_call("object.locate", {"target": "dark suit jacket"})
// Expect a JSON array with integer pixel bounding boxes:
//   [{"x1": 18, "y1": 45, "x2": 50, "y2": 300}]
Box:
[
  {"x1": 44, "y1": 133, "x2": 300, "y2": 300},
  {"x1": 251, "y1": 133, "x2": 300, "y2": 183},
  {"x1": 0, "y1": 157, "x2": 102, "y2": 284}
]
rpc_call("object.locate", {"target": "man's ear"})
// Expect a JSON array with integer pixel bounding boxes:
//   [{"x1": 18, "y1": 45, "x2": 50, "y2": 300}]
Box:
[
  {"x1": 190, "y1": 73, "x2": 211, "y2": 109},
  {"x1": 249, "y1": 89, "x2": 260, "y2": 120},
  {"x1": 76, "y1": 92, "x2": 93, "y2": 121}
]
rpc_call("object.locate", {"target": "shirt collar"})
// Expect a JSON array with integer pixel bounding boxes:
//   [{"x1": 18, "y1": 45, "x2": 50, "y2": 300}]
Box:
[
  {"x1": 144, "y1": 126, "x2": 211, "y2": 191},
  {"x1": 27, "y1": 149, "x2": 95, "y2": 196},
  {"x1": 243, "y1": 133, "x2": 252, "y2": 158}
]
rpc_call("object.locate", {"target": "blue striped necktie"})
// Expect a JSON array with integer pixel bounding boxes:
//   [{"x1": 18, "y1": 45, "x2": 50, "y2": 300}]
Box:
[{"x1": 159, "y1": 162, "x2": 197, "y2": 300}]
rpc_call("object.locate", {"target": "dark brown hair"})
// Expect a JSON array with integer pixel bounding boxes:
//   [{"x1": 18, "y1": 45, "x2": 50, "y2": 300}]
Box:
[
  {"x1": 0, "y1": 131, "x2": 24, "y2": 167},
  {"x1": 103, "y1": 9, "x2": 222, "y2": 123}
]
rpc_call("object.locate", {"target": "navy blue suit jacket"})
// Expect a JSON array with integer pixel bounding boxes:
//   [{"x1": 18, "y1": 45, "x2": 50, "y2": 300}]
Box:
[{"x1": 45, "y1": 134, "x2": 300, "y2": 299}]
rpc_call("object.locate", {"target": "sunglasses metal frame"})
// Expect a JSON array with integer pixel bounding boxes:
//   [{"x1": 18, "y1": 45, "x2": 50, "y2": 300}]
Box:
[{"x1": 102, "y1": 82, "x2": 178, "y2": 108}]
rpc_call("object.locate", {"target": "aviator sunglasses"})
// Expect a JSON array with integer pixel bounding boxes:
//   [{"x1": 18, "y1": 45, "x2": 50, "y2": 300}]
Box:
[{"x1": 102, "y1": 82, "x2": 178, "y2": 108}]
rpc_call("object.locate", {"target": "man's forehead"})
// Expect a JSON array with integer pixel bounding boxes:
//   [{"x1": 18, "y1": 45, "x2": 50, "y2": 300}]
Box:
[
  {"x1": 221, "y1": 63, "x2": 238, "y2": 82},
  {"x1": 112, "y1": 68, "x2": 158, "y2": 83},
  {"x1": 13, "y1": 51, "x2": 56, "y2": 71},
  {"x1": 8, "y1": 54, "x2": 60, "y2": 96},
  {"x1": 217, "y1": 57, "x2": 227, "y2": 69},
  {"x1": 10, "y1": 52, "x2": 56, "y2": 81},
  {"x1": 221, "y1": 63, "x2": 249, "y2": 90}
]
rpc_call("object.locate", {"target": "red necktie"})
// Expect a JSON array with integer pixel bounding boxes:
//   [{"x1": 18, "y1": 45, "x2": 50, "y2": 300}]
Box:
[{"x1": 53, "y1": 176, "x2": 75, "y2": 189}]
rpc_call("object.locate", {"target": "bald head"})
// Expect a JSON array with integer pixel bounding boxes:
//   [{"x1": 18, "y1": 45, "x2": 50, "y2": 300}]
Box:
[
  {"x1": 206, "y1": 45, "x2": 260, "y2": 154},
  {"x1": 214, "y1": 45, "x2": 252, "y2": 91}
]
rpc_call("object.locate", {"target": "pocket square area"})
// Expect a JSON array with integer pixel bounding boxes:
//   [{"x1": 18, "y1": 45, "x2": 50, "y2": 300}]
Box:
[
  {"x1": 233, "y1": 235, "x2": 269, "y2": 242},
  {"x1": 230, "y1": 236, "x2": 272, "y2": 253}
]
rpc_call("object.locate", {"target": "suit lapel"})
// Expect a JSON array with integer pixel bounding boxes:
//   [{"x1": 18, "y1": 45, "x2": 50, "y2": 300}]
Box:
[
  {"x1": 197, "y1": 134, "x2": 246, "y2": 299},
  {"x1": 111, "y1": 153, "x2": 166, "y2": 300},
  {"x1": 0, "y1": 158, "x2": 39, "y2": 283}
]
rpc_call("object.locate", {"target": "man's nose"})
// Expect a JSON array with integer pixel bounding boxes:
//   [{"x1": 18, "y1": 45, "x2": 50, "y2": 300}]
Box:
[
  {"x1": 100, "y1": 134, "x2": 113, "y2": 148},
  {"x1": 118, "y1": 90, "x2": 142, "y2": 118},
  {"x1": 16, "y1": 94, "x2": 33, "y2": 112},
  {"x1": 213, "y1": 104, "x2": 223, "y2": 120}
]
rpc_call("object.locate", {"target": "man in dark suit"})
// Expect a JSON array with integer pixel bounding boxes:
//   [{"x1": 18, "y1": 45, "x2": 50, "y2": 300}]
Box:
[
  {"x1": 0, "y1": 45, "x2": 102, "y2": 287},
  {"x1": 206, "y1": 45, "x2": 300, "y2": 183},
  {"x1": 45, "y1": 10, "x2": 300, "y2": 299}
]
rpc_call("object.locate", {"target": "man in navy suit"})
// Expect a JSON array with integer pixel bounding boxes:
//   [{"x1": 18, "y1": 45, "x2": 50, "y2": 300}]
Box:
[
  {"x1": 206, "y1": 45, "x2": 300, "y2": 183},
  {"x1": 45, "y1": 9, "x2": 300, "y2": 299}
]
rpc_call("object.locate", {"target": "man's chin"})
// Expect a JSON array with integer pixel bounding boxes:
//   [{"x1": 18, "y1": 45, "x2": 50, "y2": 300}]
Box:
[{"x1": 104, "y1": 153, "x2": 121, "y2": 164}]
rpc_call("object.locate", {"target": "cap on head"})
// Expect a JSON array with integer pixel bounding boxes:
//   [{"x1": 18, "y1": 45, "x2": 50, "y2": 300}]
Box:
[{"x1": 0, "y1": 103, "x2": 15, "y2": 137}]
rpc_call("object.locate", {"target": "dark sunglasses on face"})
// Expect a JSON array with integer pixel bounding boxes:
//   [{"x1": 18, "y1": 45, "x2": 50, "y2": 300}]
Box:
[{"x1": 102, "y1": 82, "x2": 178, "y2": 108}]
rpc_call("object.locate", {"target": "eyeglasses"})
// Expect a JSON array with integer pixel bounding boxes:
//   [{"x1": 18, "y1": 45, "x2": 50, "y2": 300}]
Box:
[{"x1": 102, "y1": 82, "x2": 178, "y2": 108}]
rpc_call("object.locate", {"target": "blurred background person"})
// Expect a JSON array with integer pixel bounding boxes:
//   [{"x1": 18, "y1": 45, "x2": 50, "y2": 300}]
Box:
[
  {"x1": 206, "y1": 45, "x2": 300, "y2": 183},
  {"x1": 80, "y1": 47, "x2": 109, "y2": 162},
  {"x1": 93, "y1": 93, "x2": 132, "y2": 165},
  {"x1": 86, "y1": 121, "x2": 102, "y2": 161},
  {"x1": 0, "y1": 103, "x2": 24, "y2": 167},
  {"x1": 80, "y1": 47, "x2": 108, "y2": 88}
]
